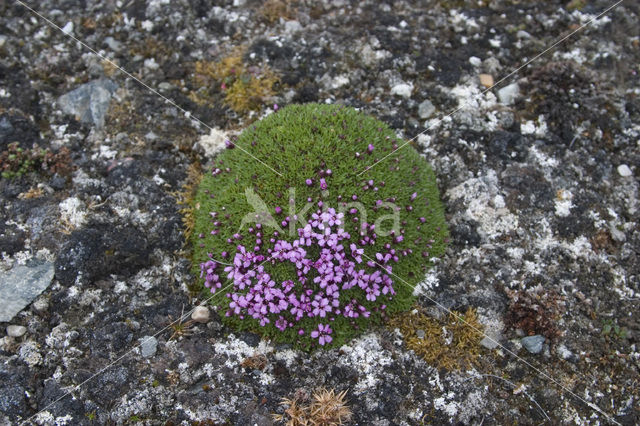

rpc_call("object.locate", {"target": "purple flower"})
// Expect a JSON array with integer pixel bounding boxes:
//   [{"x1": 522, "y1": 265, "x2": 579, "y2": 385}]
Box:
[
  {"x1": 311, "y1": 295, "x2": 332, "y2": 317},
  {"x1": 367, "y1": 143, "x2": 374, "y2": 153},
  {"x1": 208, "y1": 202, "x2": 399, "y2": 342},
  {"x1": 320, "y1": 178, "x2": 328, "y2": 190},
  {"x1": 311, "y1": 323, "x2": 333, "y2": 345},
  {"x1": 305, "y1": 178, "x2": 313, "y2": 186},
  {"x1": 225, "y1": 140, "x2": 235, "y2": 149}
]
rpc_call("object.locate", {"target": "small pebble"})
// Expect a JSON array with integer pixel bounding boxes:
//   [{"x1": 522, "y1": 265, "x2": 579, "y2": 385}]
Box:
[
  {"x1": 521, "y1": 335, "x2": 545, "y2": 354},
  {"x1": 416, "y1": 329, "x2": 425, "y2": 339},
  {"x1": 479, "y1": 73, "x2": 494, "y2": 88},
  {"x1": 191, "y1": 306, "x2": 210, "y2": 324},
  {"x1": 468, "y1": 56, "x2": 482, "y2": 67},
  {"x1": 7, "y1": 325, "x2": 27, "y2": 338},
  {"x1": 497, "y1": 83, "x2": 519, "y2": 105},
  {"x1": 617, "y1": 164, "x2": 632, "y2": 177},
  {"x1": 418, "y1": 100, "x2": 436, "y2": 119},
  {"x1": 139, "y1": 336, "x2": 158, "y2": 358},
  {"x1": 480, "y1": 336, "x2": 499, "y2": 350},
  {"x1": 391, "y1": 83, "x2": 414, "y2": 99}
]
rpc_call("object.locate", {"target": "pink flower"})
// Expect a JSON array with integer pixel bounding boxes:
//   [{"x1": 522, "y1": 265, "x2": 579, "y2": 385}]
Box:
[{"x1": 311, "y1": 323, "x2": 333, "y2": 345}]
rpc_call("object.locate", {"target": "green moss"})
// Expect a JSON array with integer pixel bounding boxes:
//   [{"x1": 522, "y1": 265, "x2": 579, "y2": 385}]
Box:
[
  {"x1": 190, "y1": 103, "x2": 448, "y2": 350},
  {"x1": 388, "y1": 307, "x2": 484, "y2": 371}
]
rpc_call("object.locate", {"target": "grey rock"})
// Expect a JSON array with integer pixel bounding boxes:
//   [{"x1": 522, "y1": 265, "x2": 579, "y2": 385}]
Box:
[
  {"x1": 418, "y1": 100, "x2": 436, "y2": 119},
  {"x1": 139, "y1": 336, "x2": 158, "y2": 358},
  {"x1": 56, "y1": 79, "x2": 118, "y2": 128},
  {"x1": 6, "y1": 325, "x2": 26, "y2": 338},
  {"x1": 416, "y1": 329, "x2": 425, "y2": 339},
  {"x1": 480, "y1": 336, "x2": 499, "y2": 350},
  {"x1": 103, "y1": 36, "x2": 122, "y2": 51},
  {"x1": 158, "y1": 82, "x2": 174, "y2": 92},
  {"x1": 521, "y1": 335, "x2": 545, "y2": 354},
  {"x1": 284, "y1": 20, "x2": 302, "y2": 33},
  {"x1": 0, "y1": 260, "x2": 54, "y2": 322},
  {"x1": 497, "y1": 83, "x2": 519, "y2": 105}
]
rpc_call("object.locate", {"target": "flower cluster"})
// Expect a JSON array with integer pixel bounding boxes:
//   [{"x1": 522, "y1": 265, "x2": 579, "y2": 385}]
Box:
[{"x1": 200, "y1": 207, "x2": 401, "y2": 346}]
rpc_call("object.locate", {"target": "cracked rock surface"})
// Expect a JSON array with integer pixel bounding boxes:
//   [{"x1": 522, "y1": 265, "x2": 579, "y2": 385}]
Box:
[{"x1": 0, "y1": 0, "x2": 638, "y2": 424}]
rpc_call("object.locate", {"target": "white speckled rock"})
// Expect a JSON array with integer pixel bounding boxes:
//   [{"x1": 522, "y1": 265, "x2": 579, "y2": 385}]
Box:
[{"x1": 191, "y1": 306, "x2": 210, "y2": 324}]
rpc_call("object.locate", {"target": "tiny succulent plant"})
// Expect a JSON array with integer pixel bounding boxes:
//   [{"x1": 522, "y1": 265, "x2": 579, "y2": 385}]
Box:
[{"x1": 191, "y1": 103, "x2": 448, "y2": 350}]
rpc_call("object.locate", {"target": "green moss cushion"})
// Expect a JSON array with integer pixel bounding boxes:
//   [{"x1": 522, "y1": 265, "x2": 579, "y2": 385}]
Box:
[{"x1": 191, "y1": 103, "x2": 448, "y2": 350}]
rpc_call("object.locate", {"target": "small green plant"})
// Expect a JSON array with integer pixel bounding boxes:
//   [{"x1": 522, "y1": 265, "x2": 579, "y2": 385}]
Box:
[
  {"x1": 191, "y1": 103, "x2": 448, "y2": 350},
  {"x1": 0, "y1": 142, "x2": 72, "y2": 179},
  {"x1": 601, "y1": 319, "x2": 628, "y2": 340}
]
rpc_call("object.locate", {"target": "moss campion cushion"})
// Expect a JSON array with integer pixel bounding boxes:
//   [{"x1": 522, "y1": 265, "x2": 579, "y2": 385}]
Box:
[{"x1": 191, "y1": 103, "x2": 448, "y2": 350}]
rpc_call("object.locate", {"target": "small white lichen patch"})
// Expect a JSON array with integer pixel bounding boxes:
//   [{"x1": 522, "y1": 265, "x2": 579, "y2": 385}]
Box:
[
  {"x1": 214, "y1": 334, "x2": 271, "y2": 365},
  {"x1": 446, "y1": 170, "x2": 518, "y2": 240},
  {"x1": 337, "y1": 333, "x2": 392, "y2": 393},
  {"x1": 434, "y1": 394, "x2": 459, "y2": 418},
  {"x1": 554, "y1": 189, "x2": 574, "y2": 217},
  {"x1": 273, "y1": 348, "x2": 299, "y2": 369},
  {"x1": 197, "y1": 128, "x2": 233, "y2": 158},
  {"x1": 45, "y1": 323, "x2": 71, "y2": 349},
  {"x1": 521, "y1": 115, "x2": 548, "y2": 137},
  {"x1": 59, "y1": 197, "x2": 87, "y2": 229},
  {"x1": 448, "y1": 81, "x2": 499, "y2": 131},
  {"x1": 19, "y1": 341, "x2": 42, "y2": 367},
  {"x1": 412, "y1": 266, "x2": 440, "y2": 296}
]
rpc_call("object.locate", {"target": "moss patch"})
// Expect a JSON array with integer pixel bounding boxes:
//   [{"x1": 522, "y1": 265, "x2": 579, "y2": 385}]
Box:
[
  {"x1": 388, "y1": 307, "x2": 484, "y2": 371},
  {"x1": 191, "y1": 103, "x2": 448, "y2": 350},
  {"x1": 190, "y1": 48, "x2": 278, "y2": 114}
]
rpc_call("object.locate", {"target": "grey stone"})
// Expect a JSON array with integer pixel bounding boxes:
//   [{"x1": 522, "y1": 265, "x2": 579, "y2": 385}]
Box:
[
  {"x1": 418, "y1": 100, "x2": 436, "y2": 119},
  {"x1": 6, "y1": 325, "x2": 26, "y2": 338},
  {"x1": 416, "y1": 329, "x2": 425, "y2": 339},
  {"x1": 521, "y1": 335, "x2": 545, "y2": 354},
  {"x1": 139, "y1": 336, "x2": 158, "y2": 358},
  {"x1": 56, "y1": 79, "x2": 118, "y2": 128},
  {"x1": 0, "y1": 260, "x2": 54, "y2": 322},
  {"x1": 497, "y1": 83, "x2": 519, "y2": 105},
  {"x1": 480, "y1": 336, "x2": 499, "y2": 350},
  {"x1": 103, "y1": 36, "x2": 122, "y2": 51}
]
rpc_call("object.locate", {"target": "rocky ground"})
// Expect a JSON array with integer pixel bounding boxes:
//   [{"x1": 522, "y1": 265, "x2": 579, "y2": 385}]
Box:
[{"x1": 1, "y1": 0, "x2": 639, "y2": 424}]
